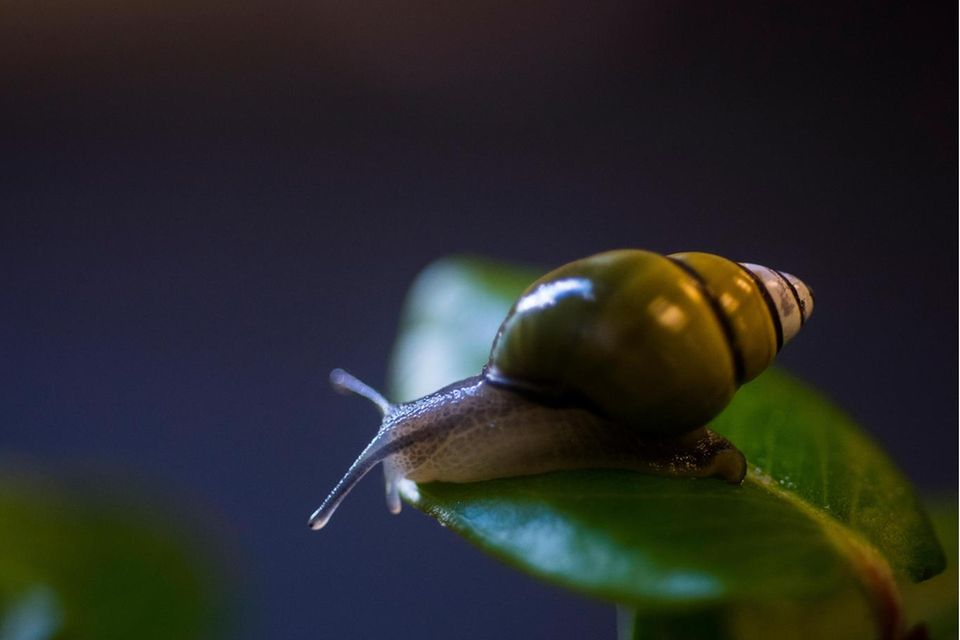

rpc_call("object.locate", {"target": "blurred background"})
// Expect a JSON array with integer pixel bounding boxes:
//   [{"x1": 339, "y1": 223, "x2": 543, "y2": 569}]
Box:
[{"x1": 0, "y1": 2, "x2": 955, "y2": 638}]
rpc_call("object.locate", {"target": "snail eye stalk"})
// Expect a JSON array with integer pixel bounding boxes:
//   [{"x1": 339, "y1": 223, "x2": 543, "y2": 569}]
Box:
[
  {"x1": 308, "y1": 369, "x2": 401, "y2": 530},
  {"x1": 329, "y1": 368, "x2": 393, "y2": 416}
]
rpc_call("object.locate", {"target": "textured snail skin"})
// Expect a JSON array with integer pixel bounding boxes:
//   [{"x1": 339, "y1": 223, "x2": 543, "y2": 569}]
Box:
[
  {"x1": 308, "y1": 249, "x2": 813, "y2": 530},
  {"x1": 309, "y1": 377, "x2": 746, "y2": 530},
  {"x1": 388, "y1": 378, "x2": 744, "y2": 484}
]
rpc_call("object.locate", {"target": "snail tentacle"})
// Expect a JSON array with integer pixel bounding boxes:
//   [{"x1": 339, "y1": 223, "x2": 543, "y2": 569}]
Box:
[
  {"x1": 308, "y1": 431, "x2": 390, "y2": 530},
  {"x1": 329, "y1": 368, "x2": 393, "y2": 416},
  {"x1": 383, "y1": 458, "x2": 403, "y2": 514},
  {"x1": 308, "y1": 420, "x2": 428, "y2": 529},
  {"x1": 310, "y1": 370, "x2": 403, "y2": 529}
]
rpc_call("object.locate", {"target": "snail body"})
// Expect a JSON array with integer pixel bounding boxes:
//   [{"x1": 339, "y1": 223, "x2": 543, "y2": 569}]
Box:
[{"x1": 309, "y1": 250, "x2": 813, "y2": 530}]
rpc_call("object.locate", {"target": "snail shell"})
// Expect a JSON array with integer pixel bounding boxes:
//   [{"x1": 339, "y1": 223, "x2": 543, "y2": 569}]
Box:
[
  {"x1": 486, "y1": 250, "x2": 814, "y2": 434},
  {"x1": 308, "y1": 250, "x2": 813, "y2": 530}
]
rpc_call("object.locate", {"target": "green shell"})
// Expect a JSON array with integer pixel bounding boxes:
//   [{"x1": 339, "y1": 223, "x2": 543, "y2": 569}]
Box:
[{"x1": 485, "y1": 249, "x2": 782, "y2": 435}]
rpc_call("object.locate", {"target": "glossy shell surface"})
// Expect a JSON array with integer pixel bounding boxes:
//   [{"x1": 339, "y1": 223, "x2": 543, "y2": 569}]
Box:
[{"x1": 487, "y1": 249, "x2": 810, "y2": 434}]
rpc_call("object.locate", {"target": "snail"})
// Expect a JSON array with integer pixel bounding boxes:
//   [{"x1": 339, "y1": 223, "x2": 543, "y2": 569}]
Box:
[{"x1": 309, "y1": 249, "x2": 813, "y2": 530}]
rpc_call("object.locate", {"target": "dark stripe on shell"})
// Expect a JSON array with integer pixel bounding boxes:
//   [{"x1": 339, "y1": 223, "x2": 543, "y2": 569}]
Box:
[
  {"x1": 666, "y1": 257, "x2": 746, "y2": 386},
  {"x1": 776, "y1": 270, "x2": 806, "y2": 326},
  {"x1": 736, "y1": 262, "x2": 783, "y2": 353}
]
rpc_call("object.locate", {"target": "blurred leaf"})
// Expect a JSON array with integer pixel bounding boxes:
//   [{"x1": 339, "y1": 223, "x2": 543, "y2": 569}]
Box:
[
  {"x1": 619, "y1": 586, "x2": 879, "y2": 640},
  {"x1": 0, "y1": 469, "x2": 229, "y2": 640},
  {"x1": 902, "y1": 499, "x2": 958, "y2": 639},
  {"x1": 387, "y1": 255, "x2": 945, "y2": 634},
  {"x1": 388, "y1": 255, "x2": 539, "y2": 399},
  {"x1": 0, "y1": 586, "x2": 61, "y2": 640}
]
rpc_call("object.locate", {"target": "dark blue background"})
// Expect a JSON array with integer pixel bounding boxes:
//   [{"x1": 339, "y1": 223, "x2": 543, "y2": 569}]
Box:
[{"x1": 1, "y1": 2, "x2": 955, "y2": 638}]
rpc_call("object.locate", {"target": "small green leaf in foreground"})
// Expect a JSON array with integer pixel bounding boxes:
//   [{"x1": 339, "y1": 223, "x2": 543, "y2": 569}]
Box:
[{"x1": 0, "y1": 469, "x2": 229, "y2": 640}]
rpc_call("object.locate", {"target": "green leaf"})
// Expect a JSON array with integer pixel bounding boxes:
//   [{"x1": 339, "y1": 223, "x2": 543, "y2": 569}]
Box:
[
  {"x1": 386, "y1": 255, "x2": 945, "y2": 632},
  {"x1": 411, "y1": 472, "x2": 871, "y2": 606},
  {"x1": 902, "y1": 498, "x2": 958, "y2": 640},
  {"x1": 0, "y1": 469, "x2": 229, "y2": 640},
  {"x1": 711, "y1": 371, "x2": 945, "y2": 583}
]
